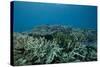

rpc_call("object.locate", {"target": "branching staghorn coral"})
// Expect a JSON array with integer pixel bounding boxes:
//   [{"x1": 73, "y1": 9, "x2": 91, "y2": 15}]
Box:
[
  {"x1": 13, "y1": 34, "x2": 63, "y2": 65},
  {"x1": 13, "y1": 25, "x2": 97, "y2": 66}
]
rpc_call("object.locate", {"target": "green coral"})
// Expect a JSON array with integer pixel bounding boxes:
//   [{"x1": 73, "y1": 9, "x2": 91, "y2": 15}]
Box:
[{"x1": 12, "y1": 25, "x2": 97, "y2": 66}]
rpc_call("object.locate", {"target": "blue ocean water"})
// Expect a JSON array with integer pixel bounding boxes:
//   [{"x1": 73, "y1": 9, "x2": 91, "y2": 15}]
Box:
[{"x1": 13, "y1": 1, "x2": 97, "y2": 32}]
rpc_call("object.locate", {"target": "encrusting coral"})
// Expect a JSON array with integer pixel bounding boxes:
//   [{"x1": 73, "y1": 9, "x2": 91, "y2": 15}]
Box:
[{"x1": 13, "y1": 25, "x2": 97, "y2": 66}]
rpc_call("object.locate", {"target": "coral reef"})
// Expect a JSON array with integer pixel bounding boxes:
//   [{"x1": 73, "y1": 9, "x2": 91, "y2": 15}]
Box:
[{"x1": 13, "y1": 25, "x2": 97, "y2": 66}]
